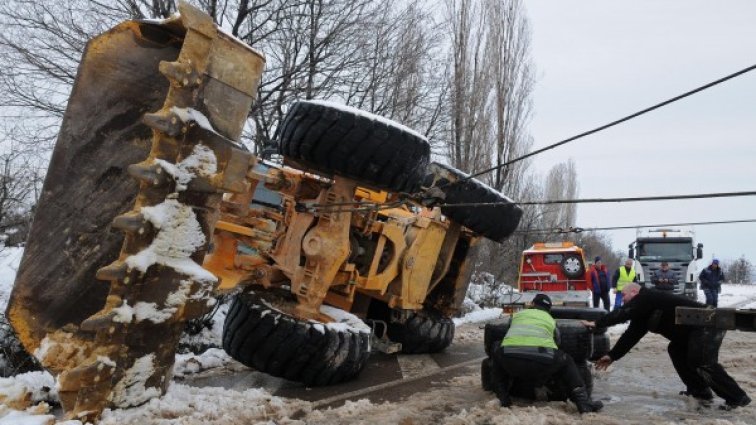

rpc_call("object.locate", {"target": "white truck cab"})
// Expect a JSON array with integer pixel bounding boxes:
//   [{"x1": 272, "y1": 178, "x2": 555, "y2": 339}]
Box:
[{"x1": 628, "y1": 228, "x2": 703, "y2": 299}]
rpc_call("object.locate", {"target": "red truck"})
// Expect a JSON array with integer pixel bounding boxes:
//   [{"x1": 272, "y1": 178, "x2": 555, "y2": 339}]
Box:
[{"x1": 500, "y1": 242, "x2": 592, "y2": 309}]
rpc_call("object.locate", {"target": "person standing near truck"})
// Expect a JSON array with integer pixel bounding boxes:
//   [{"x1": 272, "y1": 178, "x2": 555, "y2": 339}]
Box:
[
  {"x1": 491, "y1": 294, "x2": 603, "y2": 413},
  {"x1": 699, "y1": 259, "x2": 725, "y2": 307},
  {"x1": 589, "y1": 257, "x2": 611, "y2": 311},
  {"x1": 651, "y1": 261, "x2": 676, "y2": 291},
  {"x1": 612, "y1": 258, "x2": 637, "y2": 309}
]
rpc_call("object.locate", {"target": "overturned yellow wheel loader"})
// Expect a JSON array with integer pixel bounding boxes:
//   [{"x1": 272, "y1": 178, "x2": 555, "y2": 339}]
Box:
[{"x1": 6, "y1": 2, "x2": 522, "y2": 421}]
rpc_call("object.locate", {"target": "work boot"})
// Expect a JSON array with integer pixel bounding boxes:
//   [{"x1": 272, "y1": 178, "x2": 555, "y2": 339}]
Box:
[
  {"x1": 569, "y1": 387, "x2": 603, "y2": 413},
  {"x1": 493, "y1": 382, "x2": 512, "y2": 407},
  {"x1": 720, "y1": 395, "x2": 751, "y2": 411},
  {"x1": 679, "y1": 388, "x2": 714, "y2": 402}
]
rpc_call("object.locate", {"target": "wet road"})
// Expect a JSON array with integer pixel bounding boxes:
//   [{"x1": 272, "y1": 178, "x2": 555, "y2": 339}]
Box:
[{"x1": 181, "y1": 325, "x2": 487, "y2": 408}]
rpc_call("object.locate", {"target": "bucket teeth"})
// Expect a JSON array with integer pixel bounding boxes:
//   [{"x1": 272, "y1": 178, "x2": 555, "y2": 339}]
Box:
[
  {"x1": 112, "y1": 212, "x2": 147, "y2": 233},
  {"x1": 58, "y1": 360, "x2": 115, "y2": 392},
  {"x1": 95, "y1": 261, "x2": 128, "y2": 281},
  {"x1": 80, "y1": 311, "x2": 119, "y2": 332},
  {"x1": 143, "y1": 112, "x2": 184, "y2": 136},
  {"x1": 159, "y1": 60, "x2": 200, "y2": 87},
  {"x1": 127, "y1": 162, "x2": 169, "y2": 186}
]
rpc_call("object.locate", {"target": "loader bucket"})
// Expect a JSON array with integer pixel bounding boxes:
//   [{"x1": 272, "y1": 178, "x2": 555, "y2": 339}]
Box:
[{"x1": 6, "y1": 2, "x2": 263, "y2": 420}]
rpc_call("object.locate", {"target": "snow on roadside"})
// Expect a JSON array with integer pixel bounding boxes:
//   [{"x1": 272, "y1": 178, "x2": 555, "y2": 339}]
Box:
[
  {"x1": 0, "y1": 247, "x2": 23, "y2": 310},
  {"x1": 99, "y1": 383, "x2": 309, "y2": 425},
  {"x1": 453, "y1": 308, "x2": 503, "y2": 326}
]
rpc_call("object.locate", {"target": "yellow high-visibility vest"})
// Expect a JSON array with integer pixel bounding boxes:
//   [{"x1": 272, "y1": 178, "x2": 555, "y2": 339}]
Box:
[
  {"x1": 501, "y1": 309, "x2": 557, "y2": 349},
  {"x1": 617, "y1": 266, "x2": 636, "y2": 291}
]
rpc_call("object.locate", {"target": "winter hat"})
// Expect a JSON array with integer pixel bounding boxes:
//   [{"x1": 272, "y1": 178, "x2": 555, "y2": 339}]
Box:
[
  {"x1": 594, "y1": 256, "x2": 602, "y2": 263},
  {"x1": 712, "y1": 259, "x2": 719, "y2": 265},
  {"x1": 532, "y1": 293, "x2": 553, "y2": 311}
]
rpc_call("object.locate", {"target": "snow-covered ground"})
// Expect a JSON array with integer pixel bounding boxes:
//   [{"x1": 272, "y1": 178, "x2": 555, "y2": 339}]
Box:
[{"x1": 0, "y1": 247, "x2": 754, "y2": 424}]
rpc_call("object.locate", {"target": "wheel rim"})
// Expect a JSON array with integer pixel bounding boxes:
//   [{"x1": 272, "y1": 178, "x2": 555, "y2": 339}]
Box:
[{"x1": 564, "y1": 257, "x2": 582, "y2": 274}]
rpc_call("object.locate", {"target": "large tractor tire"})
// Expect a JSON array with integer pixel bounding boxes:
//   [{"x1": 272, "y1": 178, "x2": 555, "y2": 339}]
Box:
[
  {"x1": 590, "y1": 333, "x2": 611, "y2": 361},
  {"x1": 222, "y1": 291, "x2": 371, "y2": 386},
  {"x1": 386, "y1": 310, "x2": 455, "y2": 354},
  {"x1": 550, "y1": 306, "x2": 607, "y2": 322},
  {"x1": 556, "y1": 320, "x2": 593, "y2": 362},
  {"x1": 481, "y1": 357, "x2": 493, "y2": 392},
  {"x1": 278, "y1": 100, "x2": 430, "y2": 193},
  {"x1": 483, "y1": 318, "x2": 511, "y2": 357},
  {"x1": 551, "y1": 306, "x2": 608, "y2": 334},
  {"x1": 484, "y1": 318, "x2": 592, "y2": 362},
  {"x1": 424, "y1": 163, "x2": 522, "y2": 242}
]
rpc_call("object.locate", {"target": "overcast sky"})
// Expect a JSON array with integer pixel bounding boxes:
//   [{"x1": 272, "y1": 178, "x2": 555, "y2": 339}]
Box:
[{"x1": 524, "y1": 1, "x2": 756, "y2": 266}]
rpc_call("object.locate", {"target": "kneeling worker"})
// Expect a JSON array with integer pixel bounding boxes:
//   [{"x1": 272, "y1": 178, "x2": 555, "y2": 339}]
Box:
[{"x1": 491, "y1": 294, "x2": 603, "y2": 413}]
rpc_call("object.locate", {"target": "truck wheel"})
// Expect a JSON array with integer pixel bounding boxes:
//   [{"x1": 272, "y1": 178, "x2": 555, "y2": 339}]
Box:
[
  {"x1": 222, "y1": 290, "x2": 371, "y2": 386},
  {"x1": 425, "y1": 163, "x2": 522, "y2": 242},
  {"x1": 561, "y1": 254, "x2": 585, "y2": 279},
  {"x1": 555, "y1": 319, "x2": 593, "y2": 361},
  {"x1": 278, "y1": 100, "x2": 430, "y2": 193},
  {"x1": 386, "y1": 310, "x2": 454, "y2": 354},
  {"x1": 550, "y1": 306, "x2": 607, "y2": 322},
  {"x1": 550, "y1": 306, "x2": 608, "y2": 334},
  {"x1": 481, "y1": 357, "x2": 493, "y2": 391},
  {"x1": 483, "y1": 318, "x2": 511, "y2": 357},
  {"x1": 590, "y1": 333, "x2": 611, "y2": 361}
]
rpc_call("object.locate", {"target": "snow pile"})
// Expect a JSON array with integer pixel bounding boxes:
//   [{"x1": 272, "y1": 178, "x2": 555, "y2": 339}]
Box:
[
  {"x1": 100, "y1": 383, "x2": 308, "y2": 425},
  {"x1": 115, "y1": 280, "x2": 194, "y2": 325},
  {"x1": 305, "y1": 100, "x2": 427, "y2": 142},
  {"x1": 465, "y1": 272, "x2": 517, "y2": 308},
  {"x1": 0, "y1": 372, "x2": 55, "y2": 410},
  {"x1": 156, "y1": 142, "x2": 218, "y2": 191},
  {"x1": 319, "y1": 305, "x2": 371, "y2": 334},
  {"x1": 125, "y1": 197, "x2": 217, "y2": 284},
  {"x1": 178, "y1": 300, "x2": 229, "y2": 355},
  {"x1": 0, "y1": 248, "x2": 22, "y2": 310},
  {"x1": 173, "y1": 348, "x2": 236, "y2": 378},
  {"x1": 170, "y1": 107, "x2": 220, "y2": 136},
  {"x1": 453, "y1": 308, "x2": 503, "y2": 326},
  {"x1": 111, "y1": 354, "x2": 161, "y2": 408},
  {"x1": 712, "y1": 283, "x2": 756, "y2": 308}
]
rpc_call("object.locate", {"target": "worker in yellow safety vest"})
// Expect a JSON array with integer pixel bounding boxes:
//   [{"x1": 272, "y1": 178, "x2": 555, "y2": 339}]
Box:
[
  {"x1": 612, "y1": 258, "x2": 637, "y2": 310},
  {"x1": 490, "y1": 294, "x2": 603, "y2": 413}
]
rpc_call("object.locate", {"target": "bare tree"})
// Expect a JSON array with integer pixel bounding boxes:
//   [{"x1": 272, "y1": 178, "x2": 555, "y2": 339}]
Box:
[
  {"x1": 444, "y1": 0, "x2": 492, "y2": 172},
  {"x1": 723, "y1": 256, "x2": 754, "y2": 284},
  {"x1": 541, "y1": 159, "x2": 579, "y2": 234}
]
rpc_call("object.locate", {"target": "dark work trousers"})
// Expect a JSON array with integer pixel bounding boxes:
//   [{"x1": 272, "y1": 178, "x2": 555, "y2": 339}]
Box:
[
  {"x1": 592, "y1": 291, "x2": 611, "y2": 312},
  {"x1": 703, "y1": 288, "x2": 719, "y2": 307},
  {"x1": 490, "y1": 346, "x2": 584, "y2": 402},
  {"x1": 667, "y1": 327, "x2": 747, "y2": 403}
]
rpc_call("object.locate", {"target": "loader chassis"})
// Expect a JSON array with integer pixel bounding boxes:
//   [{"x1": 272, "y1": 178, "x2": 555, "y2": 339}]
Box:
[{"x1": 5, "y1": 2, "x2": 520, "y2": 421}]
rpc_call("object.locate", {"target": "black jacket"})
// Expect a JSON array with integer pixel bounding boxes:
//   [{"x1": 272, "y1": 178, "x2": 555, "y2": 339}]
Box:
[
  {"x1": 594, "y1": 288, "x2": 705, "y2": 361},
  {"x1": 699, "y1": 266, "x2": 725, "y2": 290},
  {"x1": 651, "y1": 269, "x2": 676, "y2": 291}
]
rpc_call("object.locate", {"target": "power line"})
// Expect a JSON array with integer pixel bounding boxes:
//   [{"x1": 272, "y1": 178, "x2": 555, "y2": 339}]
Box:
[
  {"x1": 435, "y1": 190, "x2": 756, "y2": 207},
  {"x1": 305, "y1": 189, "x2": 756, "y2": 212},
  {"x1": 517, "y1": 219, "x2": 756, "y2": 235},
  {"x1": 453, "y1": 62, "x2": 756, "y2": 185}
]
